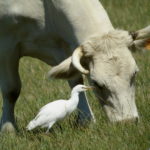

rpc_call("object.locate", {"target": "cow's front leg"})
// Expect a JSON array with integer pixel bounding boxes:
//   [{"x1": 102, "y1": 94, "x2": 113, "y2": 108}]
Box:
[
  {"x1": 68, "y1": 76, "x2": 96, "y2": 125},
  {"x1": 0, "y1": 62, "x2": 21, "y2": 133}
]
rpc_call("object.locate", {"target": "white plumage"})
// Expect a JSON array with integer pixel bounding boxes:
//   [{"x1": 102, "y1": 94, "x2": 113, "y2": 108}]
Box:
[{"x1": 26, "y1": 84, "x2": 92, "y2": 132}]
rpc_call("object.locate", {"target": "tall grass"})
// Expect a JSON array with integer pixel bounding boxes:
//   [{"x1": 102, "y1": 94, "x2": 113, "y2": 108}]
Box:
[{"x1": 0, "y1": 0, "x2": 150, "y2": 149}]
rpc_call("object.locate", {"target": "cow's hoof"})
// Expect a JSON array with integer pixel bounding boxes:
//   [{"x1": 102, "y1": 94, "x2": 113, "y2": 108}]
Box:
[{"x1": 1, "y1": 122, "x2": 16, "y2": 134}]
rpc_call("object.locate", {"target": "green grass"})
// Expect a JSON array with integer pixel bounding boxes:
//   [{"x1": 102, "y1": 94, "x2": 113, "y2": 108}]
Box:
[{"x1": 0, "y1": 0, "x2": 150, "y2": 149}]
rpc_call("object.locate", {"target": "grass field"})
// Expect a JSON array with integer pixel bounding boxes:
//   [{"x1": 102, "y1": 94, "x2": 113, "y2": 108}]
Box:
[{"x1": 0, "y1": 0, "x2": 150, "y2": 150}]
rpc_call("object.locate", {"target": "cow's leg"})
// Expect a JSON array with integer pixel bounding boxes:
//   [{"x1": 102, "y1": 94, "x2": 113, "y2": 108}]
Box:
[
  {"x1": 68, "y1": 76, "x2": 95, "y2": 125},
  {"x1": 0, "y1": 69, "x2": 21, "y2": 133},
  {"x1": 0, "y1": 57, "x2": 21, "y2": 133}
]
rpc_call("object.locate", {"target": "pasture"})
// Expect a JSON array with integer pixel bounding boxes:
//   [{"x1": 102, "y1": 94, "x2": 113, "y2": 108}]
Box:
[{"x1": 0, "y1": 0, "x2": 150, "y2": 149}]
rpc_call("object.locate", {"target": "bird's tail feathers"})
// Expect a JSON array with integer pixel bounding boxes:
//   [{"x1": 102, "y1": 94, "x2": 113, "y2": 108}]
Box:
[{"x1": 26, "y1": 120, "x2": 37, "y2": 131}]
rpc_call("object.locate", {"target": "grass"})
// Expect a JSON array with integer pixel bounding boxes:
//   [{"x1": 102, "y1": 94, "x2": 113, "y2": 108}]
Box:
[{"x1": 0, "y1": 0, "x2": 150, "y2": 149}]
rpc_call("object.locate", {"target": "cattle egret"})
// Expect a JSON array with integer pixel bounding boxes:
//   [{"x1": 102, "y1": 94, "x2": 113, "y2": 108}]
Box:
[{"x1": 26, "y1": 84, "x2": 92, "y2": 132}]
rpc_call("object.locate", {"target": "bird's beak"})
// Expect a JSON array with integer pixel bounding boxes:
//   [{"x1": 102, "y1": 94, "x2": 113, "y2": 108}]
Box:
[{"x1": 84, "y1": 86, "x2": 95, "y2": 90}]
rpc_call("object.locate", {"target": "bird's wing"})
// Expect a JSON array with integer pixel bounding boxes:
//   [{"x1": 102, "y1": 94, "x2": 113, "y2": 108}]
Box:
[
  {"x1": 34, "y1": 100, "x2": 67, "y2": 124},
  {"x1": 39, "y1": 99, "x2": 66, "y2": 112}
]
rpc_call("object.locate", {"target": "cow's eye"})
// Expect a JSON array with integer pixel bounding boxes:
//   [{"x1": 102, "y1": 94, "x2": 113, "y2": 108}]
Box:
[
  {"x1": 93, "y1": 81, "x2": 105, "y2": 90},
  {"x1": 133, "y1": 70, "x2": 138, "y2": 77},
  {"x1": 130, "y1": 71, "x2": 137, "y2": 86}
]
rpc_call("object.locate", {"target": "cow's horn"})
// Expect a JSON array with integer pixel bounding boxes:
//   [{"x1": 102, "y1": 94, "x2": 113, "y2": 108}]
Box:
[{"x1": 72, "y1": 46, "x2": 89, "y2": 74}]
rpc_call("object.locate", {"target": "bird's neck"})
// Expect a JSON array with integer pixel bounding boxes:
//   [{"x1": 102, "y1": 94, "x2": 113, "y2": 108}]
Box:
[
  {"x1": 66, "y1": 92, "x2": 80, "y2": 114},
  {"x1": 70, "y1": 91, "x2": 80, "y2": 102}
]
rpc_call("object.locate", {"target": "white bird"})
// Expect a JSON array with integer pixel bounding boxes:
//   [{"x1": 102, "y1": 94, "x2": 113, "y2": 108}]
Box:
[{"x1": 26, "y1": 84, "x2": 92, "y2": 132}]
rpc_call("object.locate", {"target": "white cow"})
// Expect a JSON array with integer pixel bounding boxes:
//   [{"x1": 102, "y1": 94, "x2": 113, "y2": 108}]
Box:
[{"x1": 0, "y1": 0, "x2": 150, "y2": 133}]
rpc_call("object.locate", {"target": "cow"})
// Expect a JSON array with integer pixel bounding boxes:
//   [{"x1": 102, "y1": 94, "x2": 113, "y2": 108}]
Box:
[{"x1": 0, "y1": 0, "x2": 150, "y2": 133}]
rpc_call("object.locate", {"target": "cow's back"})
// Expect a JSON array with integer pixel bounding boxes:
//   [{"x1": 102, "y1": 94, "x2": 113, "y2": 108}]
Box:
[{"x1": 49, "y1": 0, "x2": 113, "y2": 44}]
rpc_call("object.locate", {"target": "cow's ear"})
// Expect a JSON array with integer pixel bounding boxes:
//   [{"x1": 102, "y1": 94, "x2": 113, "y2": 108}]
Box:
[
  {"x1": 48, "y1": 57, "x2": 79, "y2": 79},
  {"x1": 130, "y1": 25, "x2": 150, "y2": 51},
  {"x1": 145, "y1": 39, "x2": 150, "y2": 50}
]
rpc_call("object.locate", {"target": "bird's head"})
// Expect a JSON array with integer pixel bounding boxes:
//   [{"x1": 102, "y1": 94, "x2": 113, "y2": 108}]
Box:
[{"x1": 72, "y1": 84, "x2": 94, "y2": 94}]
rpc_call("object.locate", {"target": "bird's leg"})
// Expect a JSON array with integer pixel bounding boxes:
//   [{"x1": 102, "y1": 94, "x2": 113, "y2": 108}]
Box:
[
  {"x1": 56, "y1": 123, "x2": 63, "y2": 132},
  {"x1": 45, "y1": 128, "x2": 50, "y2": 133},
  {"x1": 45, "y1": 121, "x2": 55, "y2": 133}
]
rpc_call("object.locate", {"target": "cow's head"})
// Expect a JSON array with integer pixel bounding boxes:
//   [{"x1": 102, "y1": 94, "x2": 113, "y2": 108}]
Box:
[{"x1": 48, "y1": 26, "x2": 150, "y2": 122}]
